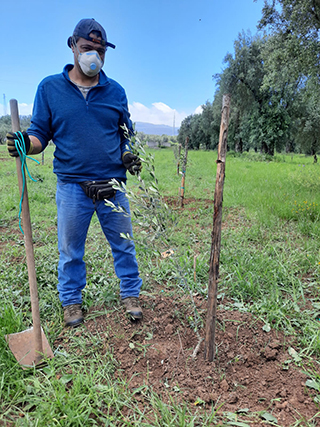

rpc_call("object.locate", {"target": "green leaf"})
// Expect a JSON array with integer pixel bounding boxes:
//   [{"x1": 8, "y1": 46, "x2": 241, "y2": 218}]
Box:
[
  {"x1": 260, "y1": 411, "x2": 278, "y2": 423},
  {"x1": 129, "y1": 342, "x2": 135, "y2": 349},
  {"x1": 145, "y1": 332, "x2": 153, "y2": 340},
  {"x1": 41, "y1": 366, "x2": 54, "y2": 377},
  {"x1": 120, "y1": 232, "x2": 132, "y2": 240},
  {"x1": 226, "y1": 412, "x2": 236, "y2": 421},
  {"x1": 149, "y1": 185, "x2": 159, "y2": 193},
  {"x1": 262, "y1": 323, "x2": 271, "y2": 332},
  {"x1": 95, "y1": 384, "x2": 110, "y2": 392},
  {"x1": 227, "y1": 422, "x2": 251, "y2": 427},
  {"x1": 194, "y1": 397, "x2": 205, "y2": 405},
  {"x1": 306, "y1": 379, "x2": 320, "y2": 391},
  {"x1": 60, "y1": 374, "x2": 73, "y2": 384},
  {"x1": 288, "y1": 347, "x2": 302, "y2": 363},
  {"x1": 236, "y1": 408, "x2": 249, "y2": 414}
]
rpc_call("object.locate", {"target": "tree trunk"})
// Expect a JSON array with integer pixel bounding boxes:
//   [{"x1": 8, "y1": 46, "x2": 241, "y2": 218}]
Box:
[
  {"x1": 261, "y1": 141, "x2": 274, "y2": 156},
  {"x1": 235, "y1": 138, "x2": 243, "y2": 153},
  {"x1": 268, "y1": 143, "x2": 274, "y2": 156},
  {"x1": 261, "y1": 141, "x2": 268, "y2": 154},
  {"x1": 311, "y1": 138, "x2": 317, "y2": 156}
]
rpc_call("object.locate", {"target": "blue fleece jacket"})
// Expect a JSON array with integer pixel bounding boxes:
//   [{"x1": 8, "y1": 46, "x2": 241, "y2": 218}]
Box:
[{"x1": 28, "y1": 64, "x2": 133, "y2": 182}]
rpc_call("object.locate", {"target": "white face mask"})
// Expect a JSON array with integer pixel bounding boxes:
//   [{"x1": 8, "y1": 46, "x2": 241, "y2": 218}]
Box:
[{"x1": 77, "y1": 50, "x2": 103, "y2": 77}]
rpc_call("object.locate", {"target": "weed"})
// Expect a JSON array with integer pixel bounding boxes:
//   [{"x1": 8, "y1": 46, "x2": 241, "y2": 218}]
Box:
[{"x1": 292, "y1": 200, "x2": 319, "y2": 222}]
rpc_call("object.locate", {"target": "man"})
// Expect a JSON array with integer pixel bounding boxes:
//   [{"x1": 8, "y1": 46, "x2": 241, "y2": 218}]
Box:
[{"x1": 6, "y1": 18, "x2": 143, "y2": 327}]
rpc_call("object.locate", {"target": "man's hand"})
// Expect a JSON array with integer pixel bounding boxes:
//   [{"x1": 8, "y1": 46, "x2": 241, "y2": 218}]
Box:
[
  {"x1": 122, "y1": 151, "x2": 142, "y2": 175},
  {"x1": 6, "y1": 131, "x2": 33, "y2": 157}
]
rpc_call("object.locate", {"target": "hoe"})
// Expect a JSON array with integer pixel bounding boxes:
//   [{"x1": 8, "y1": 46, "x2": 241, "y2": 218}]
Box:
[{"x1": 5, "y1": 99, "x2": 54, "y2": 368}]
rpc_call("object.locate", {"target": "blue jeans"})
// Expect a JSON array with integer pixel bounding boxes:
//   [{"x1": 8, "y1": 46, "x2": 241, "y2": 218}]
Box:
[{"x1": 56, "y1": 181, "x2": 142, "y2": 307}]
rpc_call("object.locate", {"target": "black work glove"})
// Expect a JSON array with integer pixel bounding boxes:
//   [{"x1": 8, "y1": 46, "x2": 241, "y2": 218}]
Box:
[
  {"x1": 6, "y1": 131, "x2": 33, "y2": 157},
  {"x1": 122, "y1": 151, "x2": 142, "y2": 175}
]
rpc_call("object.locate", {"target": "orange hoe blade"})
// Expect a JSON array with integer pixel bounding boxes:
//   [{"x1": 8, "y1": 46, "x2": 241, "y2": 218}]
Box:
[
  {"x1": 6, "y1": 327, "x2": 54, "y2": 368},
  {"x1": 5, "y1": 99, "x2": 54, "y2": 368}
]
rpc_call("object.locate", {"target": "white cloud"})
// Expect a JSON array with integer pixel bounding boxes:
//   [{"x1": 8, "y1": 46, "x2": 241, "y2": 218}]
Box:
[
  {"x1": 0, "y1": 103, "x2": 33, "y2": 117},
  {"x1": 194, "y1": 105, "x2": 203, "y2": 115},
  {"x1": 18, "y1": 103, "x2": 33, "y2": 116},
  {"x1": 152, "y1": 102, "x2": 173, "y2": 114},
  {"x1": 129, "y1": 102, "x2": 188, "y2": 127}
]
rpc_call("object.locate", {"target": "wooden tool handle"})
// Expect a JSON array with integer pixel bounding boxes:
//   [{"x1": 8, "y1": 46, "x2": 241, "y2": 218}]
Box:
[{"x1": 10, "y1": 99, "x2": 43, "y2": 358}]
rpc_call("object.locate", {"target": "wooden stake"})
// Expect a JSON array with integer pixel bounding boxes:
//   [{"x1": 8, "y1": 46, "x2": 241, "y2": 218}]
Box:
[
  {"x1": 177, "y1": 143, "x2": 182, "y2": 175},
  {"x1": 180, "y1": 137, "x2": 189, "y2": 208},
  {"x1": 204, "y1": 94, "x2": 231, "y2": 362}
]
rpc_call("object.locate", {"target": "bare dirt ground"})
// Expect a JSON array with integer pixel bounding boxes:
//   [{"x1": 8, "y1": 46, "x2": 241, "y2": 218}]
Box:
[{"x1": 55, "y1": 292, "x2": 320, "y2": 426}]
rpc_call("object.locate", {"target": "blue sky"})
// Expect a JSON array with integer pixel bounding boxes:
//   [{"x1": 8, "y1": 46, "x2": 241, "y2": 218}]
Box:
[{"x1": 1, "y1": 0, "x2": 264, "y2": 126}]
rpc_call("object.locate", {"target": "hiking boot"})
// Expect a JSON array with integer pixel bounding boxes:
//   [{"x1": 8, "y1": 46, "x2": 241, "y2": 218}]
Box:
[
  {"x1": 122, "y1": 297, "x2": 143, "y2": 319},
  {"x1": 63, "y1": 304, "x2": 84, "y2": 327}
]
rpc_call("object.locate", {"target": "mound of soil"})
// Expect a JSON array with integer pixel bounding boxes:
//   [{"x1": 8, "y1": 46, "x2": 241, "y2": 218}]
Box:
[{"x1": 55, "y1": 293, "x2": 320, "y2": 426}]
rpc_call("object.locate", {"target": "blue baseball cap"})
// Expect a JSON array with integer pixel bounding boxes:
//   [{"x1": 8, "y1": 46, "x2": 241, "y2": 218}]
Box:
[{"x1": 67, "y1": 18, "x2": 116, "y2": 49}]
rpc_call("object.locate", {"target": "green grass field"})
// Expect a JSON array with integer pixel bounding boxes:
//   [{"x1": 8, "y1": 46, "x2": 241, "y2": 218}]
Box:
[{"x1": 0, "y1": 145, "x2": 320, "y2": 425}]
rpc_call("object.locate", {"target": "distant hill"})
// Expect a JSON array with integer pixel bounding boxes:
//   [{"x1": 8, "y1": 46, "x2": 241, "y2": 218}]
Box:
[{"x1": 135, "y1": 122, "x2": 179, "y2": 136}]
